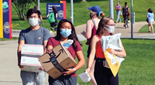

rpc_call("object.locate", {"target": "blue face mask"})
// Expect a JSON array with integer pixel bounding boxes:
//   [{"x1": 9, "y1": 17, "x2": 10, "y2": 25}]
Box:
[{"x1": 60, "y1": 29, "x2": 72, "y2": 38}]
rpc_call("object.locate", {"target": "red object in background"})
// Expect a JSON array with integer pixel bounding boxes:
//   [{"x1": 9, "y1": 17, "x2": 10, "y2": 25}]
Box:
[
  {"x1": 60, "y1": 1, "x2": 66, "y2": 19},
  {"x1": 9, "y1": 0, "x2": 12, "y2": 39}
]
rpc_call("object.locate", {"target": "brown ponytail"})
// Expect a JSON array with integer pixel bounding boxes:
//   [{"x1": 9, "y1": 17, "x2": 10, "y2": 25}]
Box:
[{"x1": 100, "y1": 13, "x2": 105, "y2": 18}]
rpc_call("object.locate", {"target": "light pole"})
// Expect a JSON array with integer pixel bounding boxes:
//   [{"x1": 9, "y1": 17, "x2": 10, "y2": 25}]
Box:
[
  {"x1": 131, "y1": 0, "x2": 133, "y2": 38},
  {"x1": 70, "y1": 0, "x2": 74, "y2": 24},
  {"x1": 38, "y1": 0, "x2": 40, "y2": 10},
  {"x1": 109, "y1": 0, "x2": 114, "y2": 19}
]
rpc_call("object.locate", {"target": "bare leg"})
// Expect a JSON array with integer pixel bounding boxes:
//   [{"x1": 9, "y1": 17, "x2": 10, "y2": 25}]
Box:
[
  {"x1": 87, "y1": 58, "x2": 97, "y2": 85},
  {"x1": 151, "y1": 24, "x2": 154, "y2": 33},
  {"x1": 148, "y1": 24, "x2": 151, "y2": 32}
]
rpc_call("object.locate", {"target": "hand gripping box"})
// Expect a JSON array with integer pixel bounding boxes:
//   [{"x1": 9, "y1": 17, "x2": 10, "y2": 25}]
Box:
[
  {"x1": 20, "y1": 44, "x2": 43, "y2": 72},
  {"x1": 39, "y1": 44, "x2": 77, "y2": 79}
]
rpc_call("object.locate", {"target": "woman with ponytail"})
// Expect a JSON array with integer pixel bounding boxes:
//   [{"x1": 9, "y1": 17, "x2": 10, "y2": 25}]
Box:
[
  {"x1": 81, "y1": 5, "x2": 104, "y2": 85},
  {"x1": 86, "y1": 17, "x2": 126, "y2": 85}
]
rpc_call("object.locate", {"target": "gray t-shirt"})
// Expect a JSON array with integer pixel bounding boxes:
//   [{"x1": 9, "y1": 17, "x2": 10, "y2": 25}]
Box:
[{"x1": 18, "y1": 27, "x2": 51, "y2": 45}]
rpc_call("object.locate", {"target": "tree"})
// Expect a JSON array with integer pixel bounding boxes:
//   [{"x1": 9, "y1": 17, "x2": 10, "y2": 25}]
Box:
[{"x1": 12, "y1": 0, "x2": 37, "y2": 20}]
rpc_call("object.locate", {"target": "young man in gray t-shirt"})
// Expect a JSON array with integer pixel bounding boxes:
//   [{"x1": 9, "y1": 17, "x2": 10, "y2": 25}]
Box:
[{"x1": 17, "y1": 8, "x2": 51, "y2": 85}]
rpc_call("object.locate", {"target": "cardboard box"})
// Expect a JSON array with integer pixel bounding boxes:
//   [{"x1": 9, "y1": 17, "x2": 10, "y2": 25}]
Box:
[
  {"x1": 21, "y1": 44, "x2": 43, "y2": 72},
  {"x1": 39, "y1": 44, "x2": 77, "y2": 79},
  {"x1": 21, "y1": 56, "x2": 42, "y2": 72}
]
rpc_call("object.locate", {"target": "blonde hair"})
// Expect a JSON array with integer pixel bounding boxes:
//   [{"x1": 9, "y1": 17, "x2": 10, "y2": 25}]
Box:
[
  {"x1": 90, "y1": 11, "x2": 105, "y2": 18},
  {"x1": 96, "y1": 17, "x2": 113, "y2": 35}
]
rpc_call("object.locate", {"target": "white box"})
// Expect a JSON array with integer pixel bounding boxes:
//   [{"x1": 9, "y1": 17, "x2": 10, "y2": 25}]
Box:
[
  {"x1": 21, "y1": 44, "x2": 43, "y2": 56},
  {"x1": 20, "y1": 44, "x2": 44, "y2": 72},
  {"x1": 21, "y1": 56, "x2": 42, "y2": 72}
]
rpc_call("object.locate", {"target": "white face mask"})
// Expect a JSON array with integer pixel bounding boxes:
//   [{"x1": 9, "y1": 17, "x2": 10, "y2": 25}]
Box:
[
  {"x1": 29, "y1": 18, "x2": 39, "y2": 27},
  {"x1": 105, "y1": 25, "x2": 115, "y2": 33}
]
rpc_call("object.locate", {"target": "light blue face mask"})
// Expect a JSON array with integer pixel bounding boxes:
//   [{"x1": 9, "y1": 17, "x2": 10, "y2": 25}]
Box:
[{"x1": 60, "y1": 29, "x2": 72, "y2": 38}]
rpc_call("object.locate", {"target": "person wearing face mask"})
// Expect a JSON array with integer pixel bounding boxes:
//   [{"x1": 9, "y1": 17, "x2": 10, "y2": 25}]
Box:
[
  {"x1": 46, "y1": 19, "x2": 85, "y2": 85},
  {"x1": 115, "y1": 1, "x2": 122, "y2": 23},
  {"x1": 86, "y1": 17, "x2": 126, "y2": 85},
  {"x1": 17, "y1": 8, "x2": 51, "y2": 85},
  {"x1": 81, "y1": 5, "x2": 105, "y2": 85}
]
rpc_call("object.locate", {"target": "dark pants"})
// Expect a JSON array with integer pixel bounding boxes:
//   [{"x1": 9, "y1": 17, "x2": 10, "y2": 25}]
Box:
[
  {"x1": 123, "y1": 13, "x2": 130, "y2": 23},
  {"x1": 94, "y1": 59, "x2": 119, "y2": 85},
  {"x1": 48, "y1": 75, "x2": 77, "y2": 85},
  {"x1": 50, "y1": 22, "x2": 57, "y2": 31}
]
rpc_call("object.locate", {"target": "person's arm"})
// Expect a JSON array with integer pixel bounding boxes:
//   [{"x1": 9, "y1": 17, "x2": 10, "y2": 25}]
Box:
[
  {"x1": 85, "y1": 20, "x2": 93, "y2": 39},
  {"x1": 43, "y1": 40, "x2": 48, "y2": 53},
  {"x1": 56, "y1": 13, "x2": 58, "y2": 19},
  {"x1": 63, "y1": 50, "x2": 85, "y2": 76},
  {"x1": 128, "y1": 7, "x2": 130, "y2": 14},
  {"x1": 17, "y1": 40, "x2": 25, "y2": 68},
  {"x1": 86, "y1": 35, "x2": 98, "y2": 72},
  {"x1": 43, "y1": 29, "x2": 51, "y2": 53},
  {"x1": 40, "y1": 15, "x2": 44, "y2": 25},
  {"x1": 109, "y1": 41, "x2": 126, "y2": 57},
  {"x1": 47, "y1": 13, "x2": 49, "y2": 18}
]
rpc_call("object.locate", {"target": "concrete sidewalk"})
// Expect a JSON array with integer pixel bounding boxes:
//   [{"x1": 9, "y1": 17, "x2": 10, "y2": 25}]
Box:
[{"x1": 0, "y1": 21, "x2": 155, "y2": 85}]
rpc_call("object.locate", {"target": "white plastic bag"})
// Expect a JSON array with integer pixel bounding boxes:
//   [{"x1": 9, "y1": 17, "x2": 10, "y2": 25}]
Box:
[
  {"x1": 78, "y1": 70, "x2": 91, "y2": 82},
  {"x1": 101, "y1": 33, "x2": 125, "y2": 65}
]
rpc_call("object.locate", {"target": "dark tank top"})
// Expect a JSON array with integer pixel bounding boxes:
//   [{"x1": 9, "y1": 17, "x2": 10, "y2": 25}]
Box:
[{"x1": 86, "y1": 19, "x2": 97, "y2": 45}]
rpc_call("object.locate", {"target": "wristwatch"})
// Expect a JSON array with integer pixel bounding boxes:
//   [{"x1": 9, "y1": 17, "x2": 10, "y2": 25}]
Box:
[{"x1": 73, "y1": 68, "x2": 77, "y2": 72}]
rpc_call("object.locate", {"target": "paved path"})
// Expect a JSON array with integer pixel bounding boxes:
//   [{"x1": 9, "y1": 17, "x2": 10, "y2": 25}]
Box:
[{"x1": 0, "y1": 21, "x2": 155, "y2": 85}]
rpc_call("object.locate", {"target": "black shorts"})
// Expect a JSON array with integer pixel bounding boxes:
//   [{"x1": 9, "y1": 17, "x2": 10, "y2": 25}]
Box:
[
  {"x1": 87, "y1": 45, "x2": 96, "y2": 59},
  {"x1": 50, "y1": 22, "x2": 57, "y2": 27},
  {"x1": 94, "y1": 59, "x2": 119, "y2": 85}
]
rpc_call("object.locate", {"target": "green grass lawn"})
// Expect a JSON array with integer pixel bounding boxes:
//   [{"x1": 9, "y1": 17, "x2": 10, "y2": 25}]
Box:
[
  {"x1": 12, "y1": 0, "x2": 155, "y2": 30},
  {"x1": 76, "y1": 39, "x2": 155, "y2": 85},
  {"x1": 0, "y1": 37, "x2": 18, "y2": 41},
  {"x1": 139, "y1": 24, "x2": 155, "y2": 33}
]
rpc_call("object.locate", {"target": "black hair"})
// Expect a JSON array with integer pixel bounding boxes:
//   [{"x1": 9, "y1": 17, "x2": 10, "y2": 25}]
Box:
[
  {"x1": 34, "y1": 5, "x2": 38, "y2": 10},
  {"x1": 148, "y1": 8, "x2": 153, "y2": 13},
  {"x1": 125, "y1": 2, "x2": 127, "y2": 5},
  {"x1": 26, "y1": 8, "x2": 41, "y2": 19},
  {"x1": 54, "y1": 19, "x2": 81, "y2": 51},
  {"x1": 52, "y1": 6, "x2": 57, "y2": 13}
]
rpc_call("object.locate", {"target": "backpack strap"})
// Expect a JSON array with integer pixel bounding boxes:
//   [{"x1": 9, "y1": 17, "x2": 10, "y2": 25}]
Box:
[{"x1": 92, "y1": 19, "x2": 97, "y2": 29}]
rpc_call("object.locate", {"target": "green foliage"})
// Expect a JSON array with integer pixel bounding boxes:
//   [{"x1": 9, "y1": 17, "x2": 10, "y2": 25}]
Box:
[{"x1": 12, "y1": 0, "x2": 37, "y2": 20}]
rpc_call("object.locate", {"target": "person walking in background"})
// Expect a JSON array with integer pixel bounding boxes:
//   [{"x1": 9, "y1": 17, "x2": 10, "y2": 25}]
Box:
[
  {"x1": 81, "y1": 5, "x2": 105, "y2": 85},
  {"x1": 115, "y1": 1, "x2": 122, "y2": 23},
  {"x1": 47, "y1": 6, "x2": 58, "y2": 34},
  {"x1": 147, "y1": 8, "x2": 154, "y2": 33},
  {"x1": 17, "y1": 8, "x2": 51, "y2": 85},
  {"x1": 122, "y1": 2, "x2": 130, "y2": 23},
  {"x1": 34, "y1": 5, "x2": 44, "y2": 26},
  {"x1": 86, "y1": 17, "x2": 126, "y2": 85},
  {"x1": 46, "y1": 19, "x2": 85, "y2": 85}
]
